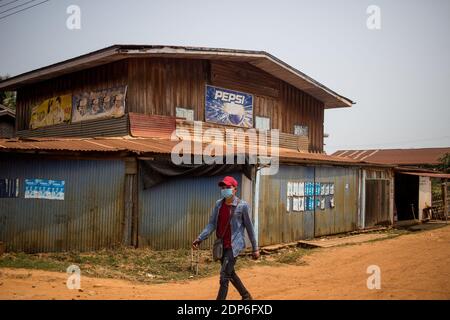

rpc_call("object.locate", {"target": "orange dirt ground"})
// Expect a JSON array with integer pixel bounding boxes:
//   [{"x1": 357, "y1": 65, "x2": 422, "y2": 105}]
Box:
[{"x1": 1, "y1": 225, "x2": 450, "y2": 300}]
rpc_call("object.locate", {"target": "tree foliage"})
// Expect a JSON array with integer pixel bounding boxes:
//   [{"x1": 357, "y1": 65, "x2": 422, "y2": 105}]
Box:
[
  {"x1": 437, "y1": 152, "x2": 450, "y2": 173},
  {"x1": 0, "y1": 75, "x2": 16, "y2": 110}
]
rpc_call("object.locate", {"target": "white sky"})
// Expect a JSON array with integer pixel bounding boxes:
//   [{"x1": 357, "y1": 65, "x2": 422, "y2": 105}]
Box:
[{"x1": 0, "y1": 0, "x2": 449, "y2": 154}]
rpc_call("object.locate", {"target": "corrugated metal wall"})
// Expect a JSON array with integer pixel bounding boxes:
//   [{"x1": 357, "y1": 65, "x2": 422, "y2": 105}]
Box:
[
  {"x1": 258, "y1": 165, "x2": 315, "y2": 246},
  {"x1": 15, "y1": 115, "x2": 129, "y2": 138},
  {"x1": 139, "y1": 172, "x2": 241, "y2": 250},
  {"x1": 0, "y1": 157, "x2": 125, "y2": 253},
  {"x1": 314, "y1": 166, "x2": 359, "y2": 237},
  {"x1": 258, "y1": 165, "x2": 359, "y2": 246}
]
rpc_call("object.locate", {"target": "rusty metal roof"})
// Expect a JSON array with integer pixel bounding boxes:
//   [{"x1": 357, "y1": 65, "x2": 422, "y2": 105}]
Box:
[
  {"x1": 0, "y1": 137, "x2": 177, "y2": 154},
  {"x1": 0, "y1": 45, "x2": 353, "y2": 109},
  {"x1": 278, "y1": 148, "x2": 362, "y2": 165},
  {"x1": 400, "y1": 171, "x2": 450, "y2": 179},
  {"x1": 332, "y1": 148, "x2": 450, "y2": 165},
  {"x1": 0, "y1": 136, "x2": 370, "y2": 166}
]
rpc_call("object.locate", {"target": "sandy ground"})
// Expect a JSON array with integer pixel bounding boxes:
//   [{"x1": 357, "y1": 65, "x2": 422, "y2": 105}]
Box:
[{"x1": 1, "y1": 225, "x2": 450, "y2": 300}]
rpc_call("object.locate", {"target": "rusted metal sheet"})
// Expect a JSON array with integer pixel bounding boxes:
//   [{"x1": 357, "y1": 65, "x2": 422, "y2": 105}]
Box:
[
  {"x1": 333, "y1": 148, "x2": 450, "y2": 166},
  {"x1": 129, "y1": 113, "x2": 176, "y2": 138},
  {"x1": 258, "y1": 165, "x2": 314, "y2": 246},
  {"x1": 176, "y1": 119, "x2": 309, "y2": 151},
  {"x1": 0, "y1": 158, "x2": 125, "y2": 252},
  {"x1": 314, "y1": 166, "x2": 359, "y2": 237},
  {"x1": 401, "y1": 171, "x2": 450, "y2": 179},
  {"x1": 279, "y1": 149, "x2": 360, "y2": 165},
  {"x1": 138, "y1": 173, "x2": 242, "y2": 250},
  {"x1": 0, "y1": 135, "x2": 365, "y2": 166},
  {"x1": 0, "y1": 136, "x2": 178, "y2": 154}
]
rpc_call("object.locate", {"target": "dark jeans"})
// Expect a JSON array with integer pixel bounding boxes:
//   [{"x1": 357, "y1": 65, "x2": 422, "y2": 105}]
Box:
[{"x1": 216, "y1": 248, "x2": 251, "y2": 300}]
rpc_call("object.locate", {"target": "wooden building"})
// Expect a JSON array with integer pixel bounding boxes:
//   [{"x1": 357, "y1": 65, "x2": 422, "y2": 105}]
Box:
[
  {"x1": 4, "y1": 45, "x2": 353, "y2": 151},
  {"x1": 0, "y1": 45, "x2": 393, "y2": 253}
]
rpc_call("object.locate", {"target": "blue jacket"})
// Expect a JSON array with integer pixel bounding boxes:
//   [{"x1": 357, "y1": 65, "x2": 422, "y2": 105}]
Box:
[{"x1": 197, "y1": 196, "x2": 258, "y2": 257}]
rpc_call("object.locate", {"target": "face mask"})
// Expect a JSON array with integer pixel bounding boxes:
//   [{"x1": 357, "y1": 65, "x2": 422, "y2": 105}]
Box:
[{"x1": 221, "y1": 188, "x2": 233, "y2": 199}]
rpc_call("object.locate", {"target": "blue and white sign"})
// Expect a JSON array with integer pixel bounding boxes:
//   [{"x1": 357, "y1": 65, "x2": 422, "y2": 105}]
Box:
[
  {"x1": 205, "y1": 85, "x2": 253, "y2": 128},
  {"x1": 25, "y1": 179, "x2": 65, "y2": 200}
]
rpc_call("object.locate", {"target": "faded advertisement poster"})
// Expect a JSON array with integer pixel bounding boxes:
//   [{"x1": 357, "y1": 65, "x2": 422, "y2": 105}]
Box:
[
  {"x1": 24, "y1": 179, "x2": 65, "y2": 200},
  {"x1": 72, "y1": 85, "x2": 127, "y2": 122},
  {"x1": 29, "y1": 94, "x2": 72, "y2": 129},
  {"x1": 205, "y1": 85, "x2": 253, "y2": 128}
]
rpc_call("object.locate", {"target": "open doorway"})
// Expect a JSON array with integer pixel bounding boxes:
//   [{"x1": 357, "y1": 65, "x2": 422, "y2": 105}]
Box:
[{"x1": 395, "y1": 173, "x2": 419, "y2": 221}]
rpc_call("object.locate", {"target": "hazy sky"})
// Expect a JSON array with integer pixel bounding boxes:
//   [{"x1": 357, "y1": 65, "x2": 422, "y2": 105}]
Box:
[{"x1": 0, "y1": 0, "x2": 449, "y2": 153}]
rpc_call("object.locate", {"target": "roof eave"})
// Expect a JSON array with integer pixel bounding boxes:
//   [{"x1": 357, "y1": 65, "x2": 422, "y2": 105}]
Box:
[
  {"x1": 0, "y1": 44, "x2": 354, "y2": 108},
  {"x1": 0, "y1": 45, "x2": 123, "y2": 91}
]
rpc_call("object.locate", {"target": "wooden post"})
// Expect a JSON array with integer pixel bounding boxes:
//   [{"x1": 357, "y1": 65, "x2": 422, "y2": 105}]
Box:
[
  {"x1": 124, "y1": 158, "x2": 138, "y2": 247},
  {"x1": 442, "y1": 180, "x2": 448, "y2": 223}
]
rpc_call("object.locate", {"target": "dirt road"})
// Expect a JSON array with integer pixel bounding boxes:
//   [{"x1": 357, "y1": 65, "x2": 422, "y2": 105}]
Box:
[{"x1": 1, "y1": 225, "x2": 450, "y2": 300}]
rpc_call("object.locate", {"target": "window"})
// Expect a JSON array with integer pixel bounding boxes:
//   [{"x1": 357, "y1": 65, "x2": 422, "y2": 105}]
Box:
[
  {"x1": 294, "y1": 124, "x2": 308, "y2": 136},
  {"x1": 176, "y1": 107, "x2": 194, "y2": 121},
  {"x1": 0, "y1": 178, "x2": 19, "y2": 198},
  {"x1": 255, "y1": 116, "x2": 271, "y2": 131}
]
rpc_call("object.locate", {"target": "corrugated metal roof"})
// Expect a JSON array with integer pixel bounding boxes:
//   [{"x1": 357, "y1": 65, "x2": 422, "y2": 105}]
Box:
[
  {"x1": 0, "y1": 45, "x2": 353, "y2": 109},
  {"x1": 0, "y1": 136, "x2": 369, "y2": 165},
  {"x1": 0, "y1": 104, "x2": 15, "y2": 119},
  {"x1": 0, "y1": 137, "x2": 176, "y2": 154},
  {"x1": 400, "y1": 171, "x2": 450, "y2": 179},
  {"x1": 332, "y1": 148, "x2": 450, "y2": 165},
  {"x1": 278, "y1": 148, "x2": 362, "y2": 165}
]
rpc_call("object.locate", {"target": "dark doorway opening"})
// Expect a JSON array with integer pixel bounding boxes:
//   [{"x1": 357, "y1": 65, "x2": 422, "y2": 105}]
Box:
[{"x1": 395, "y1": 173, "x2": 419, "y2": 221}]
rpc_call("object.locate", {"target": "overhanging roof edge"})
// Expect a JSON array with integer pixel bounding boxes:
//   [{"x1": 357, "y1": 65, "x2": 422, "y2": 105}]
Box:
[{"x1": 0, "y1": 44, "x2": 354, "y2": 108}]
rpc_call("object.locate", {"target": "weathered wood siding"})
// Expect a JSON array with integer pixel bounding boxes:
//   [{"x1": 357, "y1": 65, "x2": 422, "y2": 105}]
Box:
[
  {"x1": 128, "y1": 58, "x2": 324, "y2": 152},
  {"x1": 127, "y1": 58, "x2": 208, "y2": 119},
  {"x1": 15, "y1": 58, "x2": 324, "y2": 151},
  {"x1": 16, "y1": 60, "x2": 128, "y2": 131},
  {"x1": 280, "y1": 83, "x2": 324, "y2": 153}
]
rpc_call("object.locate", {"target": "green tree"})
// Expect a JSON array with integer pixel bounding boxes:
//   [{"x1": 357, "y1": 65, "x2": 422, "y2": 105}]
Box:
[
  {"x1": 0, "y1": 75, "x2": 16, "y2": 110},
  {"x1": 437, "y1": 152, "x2": 450, "y2": 173}
]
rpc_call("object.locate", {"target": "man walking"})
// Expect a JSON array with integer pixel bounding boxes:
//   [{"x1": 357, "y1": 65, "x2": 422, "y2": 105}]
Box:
[{"x1": 192, "y1": 176, "x2": 260, "y2": 300}]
